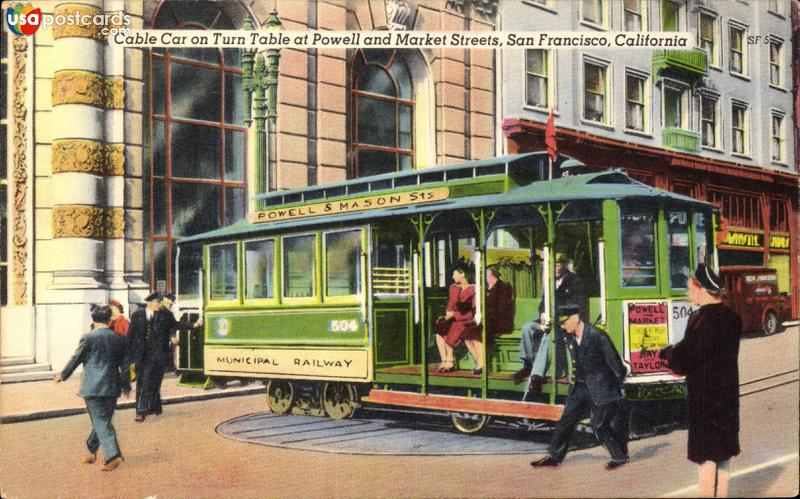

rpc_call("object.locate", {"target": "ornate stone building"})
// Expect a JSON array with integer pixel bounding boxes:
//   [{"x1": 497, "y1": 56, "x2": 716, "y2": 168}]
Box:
[{"x1": 0, "y1": 0, "x2": 498, "y2": 380}]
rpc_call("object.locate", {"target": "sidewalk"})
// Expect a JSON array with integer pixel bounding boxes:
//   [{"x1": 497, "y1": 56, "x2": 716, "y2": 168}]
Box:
[{"x1": 0, "y1": 373, "x2": 264, "y2": 424}]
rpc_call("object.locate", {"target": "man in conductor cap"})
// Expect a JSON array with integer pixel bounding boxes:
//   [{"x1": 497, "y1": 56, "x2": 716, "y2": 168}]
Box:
[
  {"x1": 531, "y1": 303, "x2": 630, "y2": 471},
  {"x1": 659, "y1": 264, "x2": 741, "y2": 497},
  {"x1": 128, "y1": 292, "x2": 179, "y2": 421}
]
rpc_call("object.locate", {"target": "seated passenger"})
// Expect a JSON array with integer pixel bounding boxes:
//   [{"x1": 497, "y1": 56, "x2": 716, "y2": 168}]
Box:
[
  {"x1": 434, "y1": 261, "x2": 482, "y2": 374},
  {"x1": 513, "y1": 253, "x2": 587, "y2": 385},
  {"x1": 485, "y1": 265, "x2": 515, "y2": 347}
]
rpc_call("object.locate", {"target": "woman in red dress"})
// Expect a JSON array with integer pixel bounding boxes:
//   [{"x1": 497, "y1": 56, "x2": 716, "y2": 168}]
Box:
[
  {"x1": 108, "y1": 300, "x2": 130, "y2": 337},
  {"x1": 435, "y1": 262, "x2": 482, "y2": 373}
]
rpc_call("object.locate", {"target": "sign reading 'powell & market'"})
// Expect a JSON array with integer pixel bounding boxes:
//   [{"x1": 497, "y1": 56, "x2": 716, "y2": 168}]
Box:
[{"x1": 250, "y1": 187, "x2": 450, "y2": 223}]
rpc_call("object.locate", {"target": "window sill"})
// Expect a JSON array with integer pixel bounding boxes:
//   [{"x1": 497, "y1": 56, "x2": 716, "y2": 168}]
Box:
[
  {"x1": 770, "y1": 160, "x2": 789, "y2": 167},
  {"x1": 767, "y1": 10, "x2": 785, "y2": 20},
  {"x1": 523, "y1": 105, "x2": 559, "y2": 116},
  {"x1": 623, "y1": 128, "x2": 653, "y2": 138},
  {"x1": 522, "y1": 1, "x2": 557, "y2": 14},
  {"x1": 730, "y1": 152, "x2": 752, "y2": 160},
  {"x1": 701, "y1": 145, "x2": 724, "y2": 154},
  {"x1": 768, "y1": 84, "x2": 787, "y2": 92},
  {"x1": 579, "y1": 20, "x2": 608, "y2": 31},
  {"x1": 580, "y1": 119, "x2": 614, "y2": 131},
  {"x1": 729, "y1": 71, "x2": 751, "y2": 82},
  {"x1": 709, "y1": 64, "x2": 723, "y2": 72}
]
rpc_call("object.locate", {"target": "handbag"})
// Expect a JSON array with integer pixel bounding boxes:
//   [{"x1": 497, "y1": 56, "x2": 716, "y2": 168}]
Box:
[{"x1": 434, "y1": 317, "x2": 454, "y2": 336}]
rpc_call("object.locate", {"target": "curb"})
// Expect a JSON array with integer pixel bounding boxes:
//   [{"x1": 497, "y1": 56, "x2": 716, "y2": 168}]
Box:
[{"x1": 1, "y1": 385, "x2": 264, "y2": 424}]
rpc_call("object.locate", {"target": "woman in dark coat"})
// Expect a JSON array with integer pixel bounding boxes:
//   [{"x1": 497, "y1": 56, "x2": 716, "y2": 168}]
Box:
[{"x1": 661, "y1": 264, "x2": 742, "y2": 498}]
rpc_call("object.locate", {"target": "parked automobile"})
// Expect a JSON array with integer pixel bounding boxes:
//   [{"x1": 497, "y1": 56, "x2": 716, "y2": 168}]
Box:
[{"x1": 721, "y1": 267, "x2": 791, "y2": 335}]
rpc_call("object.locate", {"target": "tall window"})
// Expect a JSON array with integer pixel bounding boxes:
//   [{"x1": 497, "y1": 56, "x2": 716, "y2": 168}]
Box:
[
  {"x1": 625, "y1": 72, "x2": 647, "y2": 132},
  {"x1": 698, "y1": 12, "x2": 718, "y2": 66},
  {"x1": 351, "y1": 49, "x2": 414, "y2": 178},
  {"x1": 624, "y1": 0, "x2": 643, "y2": 31},
  {"x1": 525, "y1": 49, "x2": 550, "y2": 108},
  {"x1": 729, "y1": 23, "x2": 747, "y2": 75},
  {"x1": 0, "y1": 37, "x2": 8, "y2": 306},
  {"x1": 661, "y1": 0, "x2": 680, "y2": 31},
  {"x1": 700, "y1": 93, "x2": 719, "y2": 148},
  {"x1": 149, "y1": 2, "x2": 248, "y2": 292},
  {"x1": 582, "y1": 0, "x2": 606, "y2": 26},
  {"x1": 771, "y1": 112, "x2": 785, "y2": 162},
  {"x1": 584, "y1": 59, "x2": 609, "y2": 124},
  {"x1": 768, "y1": 0, "x2": 782, "y2": 15},
  {"x1": 731, "y1": 101, "x2": 748, "y2": 155},
  {"x1": 769, "y1": 38, "x2": 783, "y2": 86},
  {"x1": 662, "y1": 80, "x2": 689, "y2": 130}
]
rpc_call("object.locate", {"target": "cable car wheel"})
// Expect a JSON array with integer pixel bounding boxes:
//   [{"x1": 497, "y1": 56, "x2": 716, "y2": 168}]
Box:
[
  {"x1": 450, "y1": 412, "x2": 491, "y2": 434},
  {"x1": 266, "y1": 379, "x2": 294, "y2": 415},
  {"x1": 322, "y1": 382, "x2": 358, "y2": 420}
]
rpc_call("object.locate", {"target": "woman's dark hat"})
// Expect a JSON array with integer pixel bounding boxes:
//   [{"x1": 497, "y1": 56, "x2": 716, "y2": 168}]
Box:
[
  {"x1": 694, "y1": 264, "x2": 723, "y2": 294},
  {"x1": 144, "y1": 292, "x2": 162, "y2": 302},
  {"x1": 163, "y1": 292, "x2": 176, "y2": 302}
]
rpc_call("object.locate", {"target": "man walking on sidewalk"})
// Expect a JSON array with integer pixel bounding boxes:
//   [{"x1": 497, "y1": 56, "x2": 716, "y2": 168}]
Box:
[
  {"x1": 55, "y1": 305, "x2": 130, "y2": 472},
  {"x1": 530, "y1": 304, "x2": 630, "y2": 471}
]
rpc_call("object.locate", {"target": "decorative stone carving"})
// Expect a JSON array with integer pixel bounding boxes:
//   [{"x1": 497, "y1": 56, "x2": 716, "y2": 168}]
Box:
[
  {"x1": 51, "y1": 139, "x2": 125, "y2": 175},
  {"x1": 52, "y1": 70, "x2": 106, "y2": 108},
  {"x1": 386, "y1": 0, "x2": 418, "y2": 30},
  {"x1": 53, "y1": 3, "x2": 105, "y2": 41},
  {"x1": 446, "y1": 0, "x2": 497, "y2": 17},
  {"x1": 52, "y1": 206, "x2": 124, "y2": 239},
  {"x1": 104, "y1": 77, "x2": 124, "y2": 110},
  {"x1": 11, "y1": 36, "x2": 29, "y2": 305}
]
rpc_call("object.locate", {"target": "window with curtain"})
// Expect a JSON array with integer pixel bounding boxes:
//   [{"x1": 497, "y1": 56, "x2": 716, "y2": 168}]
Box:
[
  {"x1": 729, "y1": 24, "x2": 747, "y2": 75},
  {"x1": 625, "y1": 72, "x2": 646, "y2": 131},
  {"x1": 351, "y1": 49, "x2": 414, "y2": 178},
  {"x1": 731, "y1": 102, "x2": 748, "y2": 155},
  {"x1": 769, "y1": 38, "x2": 783, "y2": 86},
  {"x1": 699, "y1": 12, "x2": 718, "y2": 66},
  {"x1": 661, "y1": 0, "x2": 679, "y2": 31},
  {"x1": 700, "y1": 93, "x2": 719, "y2": 148},
  {"x1": 662, "y1": 81, "x2": 688, "y2": 130},
  {"x1": 624, "y1": 0, "x2": 643, "y2": 31},
  {"x1": 525, "y1": 49, "x2": 550, "y2": 108},
  {"x1": 771, "y1": 112, "x2": 785, "y2": 162},
  {"x1": 584, "y1": 60, "x2": 609, "y2": 123},
  {"x1": 149, "y1": 1, "x2": 248, "y2": 293}
]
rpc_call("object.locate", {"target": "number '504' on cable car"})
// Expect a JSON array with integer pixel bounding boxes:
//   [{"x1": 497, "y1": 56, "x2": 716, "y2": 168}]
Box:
[{"x1": 175, "y1": 153, "x2": 718, "y2": 433}]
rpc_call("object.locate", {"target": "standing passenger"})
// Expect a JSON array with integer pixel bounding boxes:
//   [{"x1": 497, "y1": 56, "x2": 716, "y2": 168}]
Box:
[
  {"x1": 55, "y1": 305, "x2": 130, "y2": 471},
  {"x1": 660, "y1": 265, "x2": 741, "y2": 498}
]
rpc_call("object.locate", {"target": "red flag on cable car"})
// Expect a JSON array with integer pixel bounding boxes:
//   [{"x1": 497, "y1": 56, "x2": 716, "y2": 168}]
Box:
[{"x1": 544, "y1": 108, "x2": 557, "y2": 161}]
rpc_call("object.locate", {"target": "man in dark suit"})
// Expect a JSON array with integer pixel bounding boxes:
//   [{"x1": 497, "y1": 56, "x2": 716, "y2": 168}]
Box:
[
  {"x1": 513, "y1": 253, "x2": 588, "y2": 384},
  {"x1": 56, "y1": 305, "x2": 130, "y2": 472},
  {"x1": 129, "y1": 292, "x2": 178, "y2": 421},
  {"x1": 485, "y1": 265, "x2": 515, "y2": 346},
  {"x1": 531, "y1": 304, "x2": 630, "y2": 471}
]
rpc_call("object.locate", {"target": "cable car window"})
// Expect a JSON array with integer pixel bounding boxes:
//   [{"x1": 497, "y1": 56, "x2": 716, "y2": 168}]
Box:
[
  {"x1": 620, "y1": 209, "x2": 656, "y2": 287},
  {"x1": 177, "y1": 244, "x2": 203, "y2": 301},
  {"x1": 325, "y1": 230, "x2": 362, "y2": 297},
  {"x1": 487, "y1": 227, "x2": 543, "y2": 299},
  {"x1": 372, "y1": 224, "x2": 412, "y2": 295},
  {"x1": 209, "y1": 243, "x2": 238, "y2": 301},
  {"x1": 694, "y1": 211, "x2": 710, "y2": 267},
  {"x1": 284, "y1": 235, "x2": 316, "y2": 298},
  {"x1": 555, "y1": 220, "x2": 603, "y2": 297},
  {"x1": 425, "y1": 234, "x2": 476, "y2": 288},
  {"x1": 668, "y1": 211, "x2": 691, "y2": 288},
  {"x1": 245, "y1": 239, "x2": 275, "y2": 299}
]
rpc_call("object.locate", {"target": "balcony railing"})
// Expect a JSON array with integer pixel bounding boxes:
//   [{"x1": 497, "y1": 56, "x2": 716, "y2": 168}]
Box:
[
  {"x1": 653, "y1": 49, "x2": 709, "y2": 82},
  {"x1": 662, "y1": 128, "x2": 701, "y2": 154}
]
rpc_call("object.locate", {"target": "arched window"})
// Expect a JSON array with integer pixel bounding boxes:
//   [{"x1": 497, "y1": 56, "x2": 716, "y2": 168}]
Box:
[
  {"x1": 351, "y1": 49, "x2": 414, "y2": 178},
  {"x1": 149, "y1": 1, "x2": 248, "y2": 292}
]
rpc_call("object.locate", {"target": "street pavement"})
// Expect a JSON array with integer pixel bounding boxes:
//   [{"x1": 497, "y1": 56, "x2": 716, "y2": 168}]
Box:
[{"x1": 0, "y1": 327, "x2": 797, "y2": 497}]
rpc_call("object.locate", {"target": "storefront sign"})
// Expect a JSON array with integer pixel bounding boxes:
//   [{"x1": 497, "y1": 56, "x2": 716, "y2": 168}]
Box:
[
  {"x1": 250, "y1": 187, "x2": 450, "y2": 223},
  {"x1": 204, "y1": 347, "x2": 371, "y2": 380},
  {"x1": 624, "y1": 301, "x2": 670, "y2": 374},
  {"x1": 769, "y1": 234, "x2": 790, "y2": 251},
  {"x1": 721, "y1": 230, "x2": 763, "y2": 249}
]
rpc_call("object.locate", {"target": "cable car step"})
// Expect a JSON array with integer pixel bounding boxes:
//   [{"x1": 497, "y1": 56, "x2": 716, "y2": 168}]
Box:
[{"x1": 362, "y1": 390, "x2": 564, "y2": 421}]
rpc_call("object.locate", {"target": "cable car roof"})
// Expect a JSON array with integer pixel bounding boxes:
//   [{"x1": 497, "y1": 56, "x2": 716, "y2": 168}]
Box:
[{"x1": 178, "y1": 164, "x2": 717, "y2": 245}]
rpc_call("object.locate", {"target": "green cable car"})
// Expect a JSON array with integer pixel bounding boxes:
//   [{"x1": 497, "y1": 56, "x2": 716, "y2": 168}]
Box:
[{"x1": 175, "y1": 152, "x2": 718, "y2": 433}]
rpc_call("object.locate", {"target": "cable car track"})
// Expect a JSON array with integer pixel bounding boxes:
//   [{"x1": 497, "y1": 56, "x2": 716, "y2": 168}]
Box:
[{"x1": 739, "y1": 369, "x2": 799, "y2": 397}]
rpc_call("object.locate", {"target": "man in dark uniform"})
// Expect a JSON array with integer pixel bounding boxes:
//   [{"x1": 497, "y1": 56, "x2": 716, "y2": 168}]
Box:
[
  {"x1": 513, "y1": 253, "x2": 588, "y2": 385},
  {"x1": 660, "y1": 265, "x2": 741, "y2": 497},
  {"x1": 129, "y1": 292, "x2": 178, "y2": 421},
  {"x1": 531, "y1": 304, "x2": 630, "y2": 470}
]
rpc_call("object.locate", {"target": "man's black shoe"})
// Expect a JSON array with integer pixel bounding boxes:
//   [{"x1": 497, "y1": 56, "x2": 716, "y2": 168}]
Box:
[
  {"x1": 512, "y1": 361, "x2": 532, "y2": 384},
  {"x1": 530, "y1": 456, "x2": 559, "y2": 467},
  {"x1": 605, "y1": 459, "x2": 629, "y2": 471}
]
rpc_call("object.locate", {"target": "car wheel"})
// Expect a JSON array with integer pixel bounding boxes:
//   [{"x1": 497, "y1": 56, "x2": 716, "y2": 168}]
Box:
[{"x1": 762, "y1": 311, "x2": 779, "y2": 336}]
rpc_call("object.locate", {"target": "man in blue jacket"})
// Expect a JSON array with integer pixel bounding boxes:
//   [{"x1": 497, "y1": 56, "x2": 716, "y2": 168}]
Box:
[
  {"x1": 530, "y1": 304, "x2": 630, "y2": 470},
  {"x1": 56, "y1": 305, "x2": 131, "y2": 471}
]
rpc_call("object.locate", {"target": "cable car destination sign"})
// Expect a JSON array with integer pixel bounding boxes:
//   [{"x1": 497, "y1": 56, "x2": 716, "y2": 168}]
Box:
[{"x1": 250, "y1": 187, "x2": 450, "y2": 223}]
